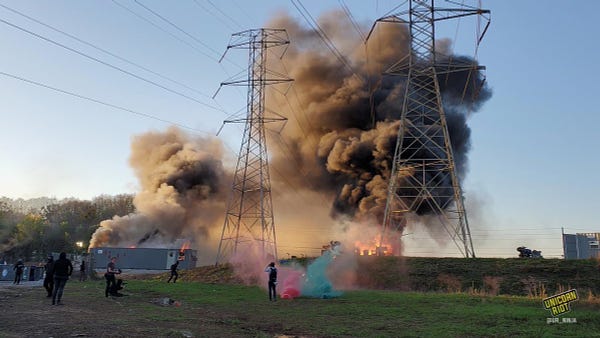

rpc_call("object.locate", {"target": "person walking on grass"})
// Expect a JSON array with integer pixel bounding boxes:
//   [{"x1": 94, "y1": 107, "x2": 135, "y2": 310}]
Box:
[
  {"x1": 52, "y1": 252, "x2": 73, "y2": 305},
  {"x1": 264, "y1": 262, "x2": 278, "y2": 301},
  {"x1": 167, "y1": 260, "x2": 179, "y2": 283},
  {"x1": 43, "y1": 255, "x2": 55, "y2": 297}
]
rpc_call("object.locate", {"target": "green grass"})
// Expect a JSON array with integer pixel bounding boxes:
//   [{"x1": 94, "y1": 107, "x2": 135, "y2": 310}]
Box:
[
  {"x1": 93, "y1": 280, "x2": 600, "y2": 337},
  {"x1": 353, "y1": 256, "x2": 600, "y2": 296}
]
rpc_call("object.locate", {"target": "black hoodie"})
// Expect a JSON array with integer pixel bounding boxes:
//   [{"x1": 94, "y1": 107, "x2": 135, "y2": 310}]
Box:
[{"x1": 53, "y1": 253, "x2": 73, "y2": 279}]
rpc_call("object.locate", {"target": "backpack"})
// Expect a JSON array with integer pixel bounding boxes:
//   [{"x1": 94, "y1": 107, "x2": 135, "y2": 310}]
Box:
[{"x1": 269, "y1": 267, "x2": 277, "y2": 282}]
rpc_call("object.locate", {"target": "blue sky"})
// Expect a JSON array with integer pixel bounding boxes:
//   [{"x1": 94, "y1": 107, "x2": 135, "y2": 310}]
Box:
[{"x1": 1, "y1": 1, "x2": 599, "y2": 258}]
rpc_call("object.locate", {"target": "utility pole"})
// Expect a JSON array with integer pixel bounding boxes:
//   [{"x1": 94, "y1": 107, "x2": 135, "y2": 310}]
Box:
[
  {"x1": 374, "y1": 0, "x2": 490, "y2": 257},
  {"x1": 215, "y1": 29, "x2": 292, "y2": 265}
]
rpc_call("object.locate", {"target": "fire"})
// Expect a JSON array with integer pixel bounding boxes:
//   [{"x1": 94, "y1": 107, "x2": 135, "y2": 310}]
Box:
[
  {"x1": 178, "y1": 240, "x2": 191, "y2": 261},
  {"x1": 354, "y1": 237, "x2": 392, "y2": 256},
  {"x1": 179, "y1": 240, "x2": 191, "y2": 251}
]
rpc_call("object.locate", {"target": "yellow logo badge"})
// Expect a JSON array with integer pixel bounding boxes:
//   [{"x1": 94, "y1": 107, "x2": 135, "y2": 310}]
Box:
[{"x1": 543, "y1": 289, "x2": 578, "y2": 316}]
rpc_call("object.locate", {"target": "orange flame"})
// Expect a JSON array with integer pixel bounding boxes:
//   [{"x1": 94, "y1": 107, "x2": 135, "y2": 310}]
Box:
[
  {"x1": 177, "y1": 240, "x2": 191, "y2": 261},
  {"x1": 180, "y1": 240, "x2": 191, "y2": 251},
  {"x1": 354, "y1": 237, "x2": 392, "y2": 256}
]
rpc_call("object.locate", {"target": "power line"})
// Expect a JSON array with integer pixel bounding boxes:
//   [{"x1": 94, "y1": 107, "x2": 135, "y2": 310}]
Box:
[
  {"x1": 380, "y1": 0, "x2": 409, "y2": 18},
  {"x1": 0, "y1": 70, "x2": 210, "y2": 135},
  {"x1": 110, "y1": 0, "x2": 221, "y2": 62},
  {"x1": 338, "y1": 0, "x2": 366, "y2": 42},
  {"x1": 0, "y1": 3, "x2": 218, "y2": 102},
  {"x1": 191, "y1": 0, "x2": 236, "y2": 32},
  {"x1": 206, "y1": 0, "x2": 245, "y2": 30},
  {"x1": 192, "y1": 0, "x2": 244, "y2": 32},
  {"x1": 133, "y1": 0, "x2": 242, "y2": 69},
  {"x1": 0, "y1": 16, "x2": 226, "y2": 114},
  {"x1": 111, "y1": 0, "x2": 245, "y2": 102},
  {"x1": 290, "y1": 0, "x2": 365, "y2": 84}
]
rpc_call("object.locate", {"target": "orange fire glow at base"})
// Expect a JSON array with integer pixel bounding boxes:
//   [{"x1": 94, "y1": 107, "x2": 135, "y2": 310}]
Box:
[
  {"x1": 180, "y1": 240, "x2": 191, "y2": 251},
  {"x1": 354, "y1": 238, "x2": 393, "y2": 256},
  {"x1": 178, "y1": 240, "x2": 191, "y2": 260}
]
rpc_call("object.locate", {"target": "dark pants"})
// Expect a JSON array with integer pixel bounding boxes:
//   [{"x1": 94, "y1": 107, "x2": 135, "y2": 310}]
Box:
[
  {"x1": 52, "y1": 277, "x2": 68, "y2": 304},
  {"x1": 268, "y1": 280, "x2": 277, "y2": 301},
  {"x1": 167, "y1": 271, "x2": 178, "y2": 283},
  {"x1": 79, "y1": 270, "x2": 86, "y2": 281},
  {"x1": 105, "y1": 274, "x2": 116, "y2": 297},
  {"x1": 13, "y1": 272, "x2": 22, "y2": 284},
  {"x1": 43, "y1": 276, "x2": 54, "y2": 297}
]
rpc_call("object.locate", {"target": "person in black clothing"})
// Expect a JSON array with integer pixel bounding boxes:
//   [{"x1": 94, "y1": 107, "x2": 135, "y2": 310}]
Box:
[
  {"x1": 264, "y1": 262, "x2": 278, "y2": 301},
  {"x1": 167, "y1": 261, "x2": 179, "y2": 283},
  {"x1": 52, "y1": 252, "x2": 73, "y2": 305},
  {"x1": 13, "y1": 259, "x2": 24, "y2": 285},
  {"x1": 79, "y1": 260, "x2": 86, "y2": 282},
  {"x1": 43, "y1": 255, "x2": 55, "y2": 297},
  {"x1": 105, "y1": 257, "x2": 121, "y2": 297}
]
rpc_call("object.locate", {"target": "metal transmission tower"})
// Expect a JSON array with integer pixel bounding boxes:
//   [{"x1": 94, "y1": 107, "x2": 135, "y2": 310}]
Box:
[
  {"x1": 376, "y1": 1, "x2": 490, "y2": 258},
  {"x1": 215, "y1": 29, "x2": 292, "y2": 265}
]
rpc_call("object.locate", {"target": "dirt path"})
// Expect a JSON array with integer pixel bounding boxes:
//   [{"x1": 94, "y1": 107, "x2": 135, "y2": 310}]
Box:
[{"x1": 0, "y1": 280, "x2": 235, "y2": 338}]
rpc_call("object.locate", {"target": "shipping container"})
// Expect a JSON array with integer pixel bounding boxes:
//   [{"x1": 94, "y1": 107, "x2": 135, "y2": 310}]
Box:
[{"x1": 90, "y1": 247, "x2": 198, "y2": 271}]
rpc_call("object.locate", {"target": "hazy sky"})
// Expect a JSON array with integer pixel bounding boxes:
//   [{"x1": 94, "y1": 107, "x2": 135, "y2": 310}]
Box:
[{"x1": 1, "y1": 1, "x2": 599, "y2": 258}]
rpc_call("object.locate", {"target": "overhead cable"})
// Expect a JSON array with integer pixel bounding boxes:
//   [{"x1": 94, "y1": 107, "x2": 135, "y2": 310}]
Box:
[
  {"x1": 111, "y1": 0, "x2": 222, "y2": 62},
  {"x1": 0, "y1": 17, "x2": 227, "y2": 114},
  {"x1": 290, "y1": 0, "x2": 365, "y2": 84},
  {"x1": 0, "y1": 70, "x2": 210, "y2": 135},
  {"x1": 0, "y1": 3, "x2": 217, "y2": 102},
  {"x1": 337, "y1": 0, "x2": 366, "y2": 41},
  {"x1": 133, "y1": 0, "x2": 242, "y2": 69}
]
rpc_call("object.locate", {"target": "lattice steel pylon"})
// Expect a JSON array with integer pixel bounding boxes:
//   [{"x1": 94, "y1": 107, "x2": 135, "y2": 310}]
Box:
[
  {"x1": 376, "y1": 1, "x2": 490, "y2": 258},
  {"x1": 215, "y1": 29, "x2": 292, "y2": 265}
]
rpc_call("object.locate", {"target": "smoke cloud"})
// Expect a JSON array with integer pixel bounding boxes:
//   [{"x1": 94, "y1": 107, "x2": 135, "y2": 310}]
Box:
[
  {"x1": 266, "y1": 11, "x2": 491, "y2": 229},
  {"x1": 88, "y1": 10, "x2": 491, "y2": 264},
  {"x1": 89, "y1": 127, "x2": 229, "y2": 263}
]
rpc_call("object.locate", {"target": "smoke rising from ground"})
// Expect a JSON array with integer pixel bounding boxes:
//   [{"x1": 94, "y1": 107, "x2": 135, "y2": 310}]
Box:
[
  {"x1": 88, "y1": 10, "x2": 490, "y2": 265},
  {"x1": 89, "y1": 127, "x2": 228, "y2": 263}
]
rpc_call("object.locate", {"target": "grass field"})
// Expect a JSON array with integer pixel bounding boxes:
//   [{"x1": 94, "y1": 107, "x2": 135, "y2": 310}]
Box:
[{"x1": 2, "y1": 279, "x2": 600, "y2": 337}]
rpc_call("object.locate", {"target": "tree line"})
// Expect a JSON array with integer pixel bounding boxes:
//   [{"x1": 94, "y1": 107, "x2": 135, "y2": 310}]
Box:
[{"x1": 0, "y1": 194, "x2": 135, "y2": 263}]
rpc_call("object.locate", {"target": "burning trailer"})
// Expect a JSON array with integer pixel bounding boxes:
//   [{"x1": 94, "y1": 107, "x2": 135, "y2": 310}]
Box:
[{"x1": 90, "y1": 247, "x2": 197, "y2": 271}]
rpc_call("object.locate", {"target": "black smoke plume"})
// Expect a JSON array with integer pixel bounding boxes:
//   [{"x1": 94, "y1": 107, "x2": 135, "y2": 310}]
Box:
[{"x1": 266, "y1": 11, "x2": 491, "y2": 227}]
